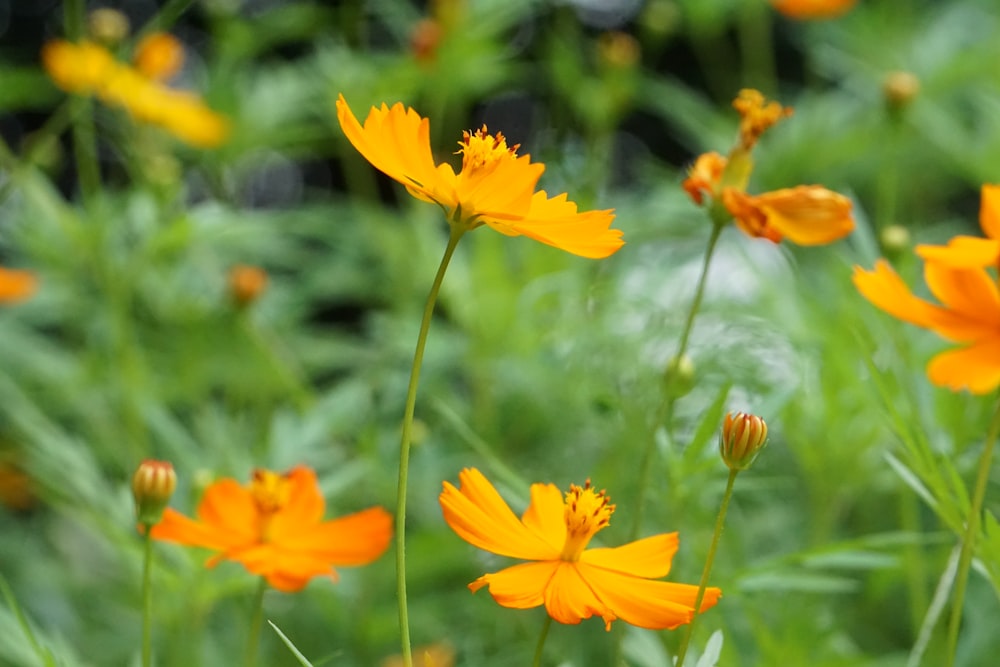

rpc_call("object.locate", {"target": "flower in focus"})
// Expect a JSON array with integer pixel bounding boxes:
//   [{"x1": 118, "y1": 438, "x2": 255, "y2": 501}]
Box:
[
  {"x1": 771, "y1": 0, "x2": 857, "y2": 20},
  {"x1": 336, "y1": 95, "x2": 623, "y2": 258},
  {"x1": 853, "y1": 258, "x2": 1000, "y2": 394},
  {"x1": 914, "y1": 185, "x2": 1000, "y2": 269},
  {"x1": 0, "y1": 267, "x2": 37, "y2": 303},
  {"x1": 439, "y1": 468, "x2": 720, "y2": 630},
  {"x1": 42, "y1": 39, "x2": 228, "y2": 147},
  {"x1": 151, "y1": 466, "x2": 393, "y2": 592},
  {"x1": 720, "y1": 412, "x2": 768, "y2": 471},
  {"x1": 682, "y1": 89, "x2": 854, "y2": 246}
]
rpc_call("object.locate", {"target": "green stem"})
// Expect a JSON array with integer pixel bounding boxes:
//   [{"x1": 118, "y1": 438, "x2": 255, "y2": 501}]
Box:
[
  {"x1": 245, "y1": 577, "x2": 268, "y2": 667},
  {"x1": 395, "y1": 224, "x2": 466, "y2": 667},
  {"x1": 135, "y1": 0, "x2": 195, "y2": 40},
  {"x1": 675, "y1": 468, "x2": 738, "y2": 667},
  {"x1": 141, "y1": 527, "x2": 153, "y2": 667},
  {"x1": 944, "y1": 400, "x2": 1000, "y2": 667},
  {"x1": 64, "y1": 0, "x2": 100, "y2": 203},
  {"x1": 532, "y1": 616, "x2": 553, "y2": 667}
]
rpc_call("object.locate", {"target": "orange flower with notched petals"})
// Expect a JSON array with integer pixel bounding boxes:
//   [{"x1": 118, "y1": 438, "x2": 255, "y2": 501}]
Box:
[
  {"x1": 151, "y1": 466, "x2": 392, "y2": 592},
  {"x1": 439, "y1": 468, "x2": 720, "y2": 630},
  {"x1": 914, "y1": 185, "x2": 1000, "y2": 269},
  {"x1": 771, "y1": 0, "x2": 857, "y2": 20},
  {"x1": 853, "y1": 259, "x2": 1000, "y2": 394},
  {"x1": 336, "y1": 95, "x2": 623, "y2": 259}
]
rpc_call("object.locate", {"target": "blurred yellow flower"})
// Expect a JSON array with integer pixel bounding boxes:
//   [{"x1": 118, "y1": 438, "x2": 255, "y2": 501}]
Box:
[
  {"x1": 336, "y1": 95, "x2": 624, "y2": 258},
  {"x1": 914, "y1": 185, "x2": 1000, "y2": 269},
  {"x1": 771, "y1": 0, "x2": 857, "y2": 20},
  {"x1": 0, "y1": 267, "x2": 37, "y2": 303},
  {"x1": 440, "y1": 468, "x2": 720, "y2": 630},
  {"x1": 42, "y1": 39, "x2": 228, "y2": 147},
  {"x1": 853, "y1": 258, "x2": 1000, "y2": 394}
]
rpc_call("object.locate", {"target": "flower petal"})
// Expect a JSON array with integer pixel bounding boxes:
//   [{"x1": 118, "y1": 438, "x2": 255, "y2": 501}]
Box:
[
  {"x1": 577, "y1": 562, "x2": 722, "y2": 630},
  {"x1": 469, "y1": 560, "x2": 555, "y2": 610},
  {"x1": 195, "y1": 478, "x2": 260, "y2": 540},
  {"x1": 520, "y1": 482, "x2": 567, "y2": 554},
  {"x1": 336, "y1": 95, "x2": 446, "y2": 207},
  {"x1": 234, "y1": 543, "x2": 337, "y2": 590},
  {"x1": 927, "y1": 339, "x2": 1000, "y2": 394},
  {"x1": 916, "y1": 236, "x2": 1000, "y2": 269},
  {"x1": 484, "y1": 191, "x2": 624, "y2": 258},
  {"x1": 852, "y1": 261, "x2": 942, "y2": 330},
  {"x1": 923, "y1": 261, "x2": 1000, "y2": 329},
  {"x1": 267, "y1": 467, "x2": 325, "y2": 542},
  {"x1": 0, "y1": 267, "x2": 37, "y2": 303},
  {"x1": 750, "y1": 186, "x2": 854, "y2": 246},
  {"x1": 440, "y1": 468, "x2": 560, "y2": 560},
  {"x1": 579, "y1": 533, "x2": 678, "y2": 579},
  {"x1": 980, "y1": 184, "x2": 1000, "y2": 240},
  {"x1": 542, "y1": 562, "x2": 612, "y2": 628},
  {"x1": 280, "y1": 506, "x2": 393, "y2": 566},
  {"x1": 456, "y1": 153, "x2": 542, "y2": 222},
  {"x1": 150, "y1": 506, "x2": 253, "y2": 553}
]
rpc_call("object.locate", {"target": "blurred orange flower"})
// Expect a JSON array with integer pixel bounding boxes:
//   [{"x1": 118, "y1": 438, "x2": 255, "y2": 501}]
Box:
[
  {"x1": 133, "y1": 32, "x2": 184, "y2": 81},
  {"x1": 771, "y1": 0, "x2": 857, "y2": 20},
  {"x1": 915, "y1": 185, "x2": 1000, "y2": 269},
  {"x1": 151, "y1": 466, "x2": 393, "y2": 592},
  {"x1": 0, "y1": 267, "x2": 37, "y2": 303},
  {"x1": 336, "y1": 95, "x2": 623, "y2": 258},
  {"x1": 853, "y1": 259, "x2": 1000, "y2": 394},
  {"x1": 440, "y1": 468, "x2": 720, "y2": 630},
  {"x1": 42, "y1": 39, "x2": 228, "y2": 147}
]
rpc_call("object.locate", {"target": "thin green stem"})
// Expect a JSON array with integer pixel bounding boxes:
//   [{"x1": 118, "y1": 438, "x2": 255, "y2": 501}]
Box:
[
  {"x1": 141, "y1": 527, "x2": 154, "y2": 667},
  {"x1": 64, "y1": 0, "x2": 101, "y2": 202},
  {"x1": 944, "y1": 400, "x2": 1000, "y2": 667},
  {"x1": 675, "y1": 468, "x2": 738, "y2": 667},
  {"x1": 532, "y1": 616, "x2": 553, "y2": 667},
  {"x1": 395, "y1": 225, "x2": 466, "y2": 667},
  {"x1": 245, "y1": 577, "x2": 268, "y2": 667}
]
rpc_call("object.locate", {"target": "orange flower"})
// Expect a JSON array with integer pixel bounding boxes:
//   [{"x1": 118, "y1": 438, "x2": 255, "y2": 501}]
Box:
[
  {"x1": 914, "y1": 185, "x2": 1000, "y2": 269},
  {"x1": 771, "y1": 0, "x2": 857, "y2": 20},
  {"x1": 439, "y1": 468, "x2": 720, "y2": 630},
  {"x1": 42, "y1": 39, "x2": 228, "y2": 147},
  {"x1": 682, "y1": 152, "x2": 727, "y2": 206},
  {"x1": 336, "y1": 95, "x2": 624, "y2": 259},
  {"x1": 151, "y1": 466, "x2": 392, "y2": 592},
  {"x1": 0, "y1": 267, "x2": 37, "y2": 303},
  {"x1": 732, "y1": 89, "x2": 792, "y2": 152},
  {"x1": 133, "y1": 32, "x2": 184, "y2": 81},
  {"x1": 853, "y1": 259, "x2": 1000, "y2": 394}
]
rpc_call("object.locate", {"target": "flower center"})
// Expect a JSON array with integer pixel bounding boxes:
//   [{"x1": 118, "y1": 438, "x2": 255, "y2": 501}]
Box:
[
  {"x1": 560, "y1": 480, "x2": 615, "y2": 561},
  {"x1": 250, "y1": 468, "x2": 292, "y2": 540},
  {"x1": 456, "y1": 125, "x2": 519, "y2": 174}
]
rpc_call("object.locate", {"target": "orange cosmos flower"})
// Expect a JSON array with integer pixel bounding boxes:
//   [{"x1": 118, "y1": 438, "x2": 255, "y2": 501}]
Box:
[
  {"x1": 336, "y1": 95, "x2": 623, "y2": 259},
  {"x1": 133, "y1": 32, "x2": 184, "y2": 81},
  {"x1": 439, "y1": 468, "x2": 720, "y2": 630},
  {"x1": 853, "y1": 259, "x2": 1000, "y2": 394},
  {"x1": 914, "y1": 185, "x2": 1000, "y2": 269},
  {"x1": 0, "y1": 267, "x2": 37, "y2": 303},
  {"x1": 151, "y1": 466, "x2": 392, "y2": 592},
  {"x1": 771, "y1": 0, "x2": 857, "y2": 20},
  {"x1": 42, "y1": 39, "x2": 228, "y2": 147}
]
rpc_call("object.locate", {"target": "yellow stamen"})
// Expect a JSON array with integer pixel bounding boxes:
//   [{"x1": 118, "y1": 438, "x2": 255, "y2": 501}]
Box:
[
  {"x1": 456, "y1": 125, "x2": 519, "y2": 174},
  {"x1": 250, "y1": 469, "x2": 292, "y2": 540},
  {"x1": 560, "y1": 480, "x2": 615, "y2": 561}
]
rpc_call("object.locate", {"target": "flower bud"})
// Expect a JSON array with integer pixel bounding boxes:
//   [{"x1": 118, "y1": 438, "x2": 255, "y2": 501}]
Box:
[
  {"x1": 133, "y1": 460, "x2": 176, "y2": 527},
  {"x1": 879, "y1": 224, "x2": 911, "y2": 259},
  {"x1": 228, "y1": 264, "x2": 268, "y2": 307},
  {"x1": 662, "y1": 354, "x2": 696, "y2": 398},
  {"x1": 720, "y1": 412, "x2": 767, "y2": 471},
  {"x1": 88, "y1": 8, "x2": 130, "y2": 45},
  {"x1": 883, "y1": 71, "x2": 920, "y2": 112}
]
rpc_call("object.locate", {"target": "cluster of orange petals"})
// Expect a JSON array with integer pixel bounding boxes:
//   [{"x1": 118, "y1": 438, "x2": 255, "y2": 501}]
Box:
[
  {"x1": 0, "y1": 267, "x2": 37, "y2": 304},
  {"x1": 151, "y1": 466, "x2": 392, "y2": 592},
  {"x1": 336, "y1": 95, "x2": 624, "y2": 259},
  {"x1": 771, "y1": 0, "x2": 857, "y2": 20},
  {"x1": 683, "y1": 151, "x2": 855, "y2": 245},
  {"x1": 854, "y1": 185, "x2": 1000, "y2": 394},
  {"x1": 42, "y1": 37, "x2": 228, "y2": 147},
  {"x1": 440, "y1": 468, "x2": 720, "y2": 630}
]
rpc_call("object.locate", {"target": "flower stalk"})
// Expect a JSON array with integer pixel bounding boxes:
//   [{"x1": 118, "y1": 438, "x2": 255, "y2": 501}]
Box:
[
  {"x1": 532, "y1": 616, "x2": 552, "y2": 667},
  {"x1": 245, "y1": 577, "x2": 268, "y2": 667}
]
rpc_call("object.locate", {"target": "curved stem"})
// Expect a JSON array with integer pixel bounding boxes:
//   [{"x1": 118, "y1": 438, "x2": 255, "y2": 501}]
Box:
[
  {"x1": 141, "y1": 527, "x2": 153, "y2": 667},
  {"x1": 944, "y1": 400, "x2": 1000, "y2": 667},
  {"x1": 532, "y1": 616, "x2": 553, "y2": 667},
  {"x1": 245, "y1": 577, "x2": 268, "y2": 667},
  {"x1": 395, "y1": 225, "x2": 465, "y2": 667},
  {"x1": 675, "y1": 468, "x2": 738, "y2": 667}
]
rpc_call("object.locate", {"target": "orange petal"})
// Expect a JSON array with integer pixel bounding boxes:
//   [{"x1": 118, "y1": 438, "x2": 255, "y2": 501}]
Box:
[
  {"x1": 281, "y1": 506, "x2": 393, "y2": 566},
  {"x1": 440, "y1": 468, "x2": 560, "y2": 561},
  {"x1": 267, "y1": 467, "x2": 325, "y2": 542},
  {"x1": 748, "y1": 186, "x2": 854, "y2": 246},
  {"x1": 133, "y1": 32, "x2": 184, "y2": 81},
  {"x1": 923, "y1": 261, "x2": 1000, "y2": 324},
  {"x1": 682, "y1": 152, "x2": 727, "y2": 205},
  {"x1": 469, "y1": 560, "x2": 554, "y2": 610},
  {"x1": 0, "y1": 267, "x2": 37, "y2": 303},
  {"x1": 927, "y1": 339, "x2": 1000, "y2": 394},
  {"x1": 455, "y1": 153, "x2": 542, "y2": 223},
  {"x1": 579, "y1": 533, "x2": 678, "y2": 579},
  {"x1": 233, "y1": 542, "x2": 340, "y2": 586},
  {"x1": 577, "y1": 562, "x2": 722, "y2": 630},
  {"x1": 916, "y1": 236, "x2": 1000, "y2": 269},
  {"x1": 852, "y1": 261, "x2": 941, "y2": 330},
  {"x1": 150, "y1": 507, "x2": 254, "y2": 552},
  {"x1": 520, "y1": 482, "x2": 567, "y2": 554},
  {"x1": 980, "y1": 184, "x2": 1000, "y2": 240},
  {"x1": 336, "y1": 95, "x2": 446, "y2": 207},
  {"x1": 484, "y1": 191, "x2": 624, "y2": 258},
  {"x1": 721, "y1": 188, "x2": 783, "y2": 243},
  {"x1": 195, "y1": 478, "x2": 260, "y2": 543},
  {"x1": 42, "y1": 40, "x2": 117, "y2": 95},
  {"x1": 542, "y1": 562, "x2": 612, "y2": 628},
  {"x1": 771, "y1": 0, "x2": 856, "y2": 20}
]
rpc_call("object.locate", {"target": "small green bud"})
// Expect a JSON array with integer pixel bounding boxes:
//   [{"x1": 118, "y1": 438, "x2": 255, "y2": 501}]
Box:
[{"x1": 663, "y1": 354, "x2": 696, "y2": 398}]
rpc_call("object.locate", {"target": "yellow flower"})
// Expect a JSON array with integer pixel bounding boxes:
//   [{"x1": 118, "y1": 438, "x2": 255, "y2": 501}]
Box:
[
  {"x1": 853, "y1": 258, "x2": 1000, "y2": 394},
  {"x1": 42, "y1": 39, "x2": 228, "y2": 148},
  {"x1": 336, "y1": 95, "x2": 624, "y2": 259},
  {"x1": 914, "y1": 185, "x2": 1000, "y2": 269},
  {"x1": 771, "y1": 0, "x2": 857, "y2": 20},
  {"x1": 440, "y1": 468, "x2": 720, "y2": 630}
]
